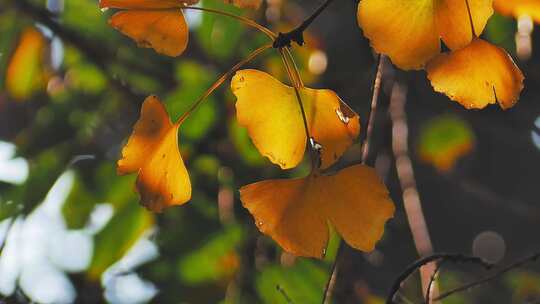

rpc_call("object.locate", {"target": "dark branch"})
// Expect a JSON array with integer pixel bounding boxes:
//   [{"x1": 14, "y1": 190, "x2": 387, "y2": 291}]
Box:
[
  {"x1": 386, "y1": 253, "x2": 494, "y2": 304},
  {"x1": 273, "y1": 0, "x2": 336, "y2": 48},
  {"x1": 434, "y1": 253, "x2": 540, "y2": 301}
]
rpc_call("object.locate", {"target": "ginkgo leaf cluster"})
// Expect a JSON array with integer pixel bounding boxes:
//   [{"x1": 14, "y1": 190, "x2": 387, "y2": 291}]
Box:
[
  {"x1": 357, "y1": 0, "x2": 525, "y2": 109},
  {"x1": 103, "y1": 0, "x2": 530, "y2": 260}
]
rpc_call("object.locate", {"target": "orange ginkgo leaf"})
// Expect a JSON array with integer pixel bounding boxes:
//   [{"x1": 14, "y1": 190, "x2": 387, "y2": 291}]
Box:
[
  {"x1": 224, "y1": 0, "x2": 262, "y2": 9},
  {"x1": 118, "y1": 95, "x2": 191, "y2": 212},
  {"x1": 240, "y1": 165, "x2": 395, "y2": 258},
  {"x1": 231, "y1": 69, "x2": 360, "y2": 170},
  {"x1": 426, "y1": 38, "x2": 524, "y2": 109},
  {"x1": 6, "y1": 27, "x2": 48, "y2": 100},
  {"x1": 494, "y1": 0, "x2": 540, "y2": 23},
  {"x1": 357, "y1": 0, "x2": 493, "y2": 70},
  {"x1": 100, "y1": 0, "x2": 196, "y2": 56}
]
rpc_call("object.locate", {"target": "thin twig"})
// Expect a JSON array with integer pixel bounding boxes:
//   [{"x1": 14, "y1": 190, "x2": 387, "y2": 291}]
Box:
[
  {"x1": 176, "y1": 44, "x2": 272, "y2": 124},
  {"x1": 273, "y1": 0, "x2": 336, "y2": 48},
  {"x1": 277, "y1": 285, "x2": 294, "y2": 304},
  {"x1": 183, "y1": 6, "x2": 276, "y2": 39},
  {"x1": 321, "y1": 55, "x2": 386, "y2": 304},
  {"x1": 386, "y1": 253, "x2": 493, "y2": 304},
  {"x1": 434, "y1": 253, "x2": 540, "y2": 301},
  {"x1": 360, "y1": 54, "x2": 384, "y2": 166}
]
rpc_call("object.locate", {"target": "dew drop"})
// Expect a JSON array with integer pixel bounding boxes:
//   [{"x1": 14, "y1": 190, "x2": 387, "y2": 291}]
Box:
[
  {"x1": 239, "y1": 76, "x2": 245, "y2": 82},
  {"x1": 335, "y1": 109, "x2": 350, "y2": 124},
  {"x1": 257, "y1": 221, "x2": 264, "y2": 227},
  {"x1": 100, "y1": 7, "x2": 109, "y2": 12},
  {"x1": 321, "y1": 248, "x2": 327, "y2": 258}
]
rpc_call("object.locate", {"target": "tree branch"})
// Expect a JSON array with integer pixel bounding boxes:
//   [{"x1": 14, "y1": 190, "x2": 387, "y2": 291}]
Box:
[
  {"x1": 434, "y1": 253, "x2": 540, "y2": 302},
  {"x1": 386, "y1": 253, "x2": 494, "y2": 304},
  {"x1": 273, "y1": 0, "x2": 336, "y2": 48}
]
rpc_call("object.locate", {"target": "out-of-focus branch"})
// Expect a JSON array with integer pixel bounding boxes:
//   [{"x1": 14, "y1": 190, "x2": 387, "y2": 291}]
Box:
[
  {"x1": 389, "y1": 82, "x2": 437, "y2": 302},
  {"x1": 10, "y1": 0, "x2": 174, "y2": 99}
]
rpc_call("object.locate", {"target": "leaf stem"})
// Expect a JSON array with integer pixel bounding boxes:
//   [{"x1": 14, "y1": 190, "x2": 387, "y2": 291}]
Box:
[
  {"x1": 176, "y1": 44, "x2": 272, "y2": 124},
  {"x1": 321, "y1": 55, "x2": 386, "y2": 304},
  {"x1": 183, "y1": 6, "x2": 276, "y2": 40},
  {"x1": 278, "y1": 49, "x2": 316, "y2": 167},
  {"x1": 464, "y1": 0, "x2": 476, "y2": 38}
]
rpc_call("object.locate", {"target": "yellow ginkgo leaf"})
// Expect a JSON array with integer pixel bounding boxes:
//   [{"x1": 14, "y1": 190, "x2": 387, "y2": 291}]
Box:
[
  {"x1": 357, "y1": 0, "x2": 493, "y2": 70},
  {"x1": 231, "y1": 69, "x2": 360, "y2": 170},
  {"x1": 6, "y1": 27, "x2": 48, "y2": 100},
  {"x1": 494, "y1": 0, "x2": 540, "y2": 23},
  {"x1": 100, "y1": 0, "x2": 193, "y2": 57},
  {"x1": 426, "y1": 38, "x2": 524, "y2": 109},
  {"x1": 118, "y1": 95, "x2": 191, "y2": 212},
  {"x1": 240, "y1": 165, "x2": 395, "y2": 258}
]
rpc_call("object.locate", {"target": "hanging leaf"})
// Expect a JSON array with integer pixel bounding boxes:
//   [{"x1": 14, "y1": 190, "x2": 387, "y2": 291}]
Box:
[
  {"x1": 118, "y1": 95, "x2": 191, "y2": 212},
  {"x1": 426, "y1": 38, "x2": 524, "y2": 109},
  {"x1": 240, "y1": 165, "x2": 394, "y2": 258},
  {"x1": 231, "y1": 69, "x2": 360, "y2": 170},
  {"x1": 100, "y1": 0, "x2": 196, "y2": 56},
  {"x1": 357, "y1": 0, "x2": 494, "y2": 69}
]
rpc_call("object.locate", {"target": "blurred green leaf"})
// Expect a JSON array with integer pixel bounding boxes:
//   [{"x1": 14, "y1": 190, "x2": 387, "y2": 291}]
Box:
[
  {"x1": 166, "y1": 61, "x2": 218, "y2": 141},
  {"x1": 62, "y1": 172, "x2": 97, "y2": 229},
  {"x1": 66, "y1": 59, "x2": 107, "y2": 93},
  {"x1": 63, "y1": 0, "x2": 113, "y2": 42},
  {"x1": 417, "y1": 115, "x2": 474, "y2": 172},
  {"x1": 256, "y1": 259, "x2": 328, "y2": 304},
  {"x1": 178, "y1": 224, "x2": 243, "y2": 284},
  {"x1": 88, "y1": 201, "x2": 154, "y2": 280},
  {"x1": 228, "y1": 119, "x2": 265, "y2": 166},
  {"x1": 193, "y1": 154, "x2": 220, "y2": 177},
  {"x1": 485, "y1": 13, "x2": 516, "y2": 53},
  {"x1": 196, "y1": 0, "x2": 245, "y2": 60},
  {"x1": 95, "y1": 163, "x2": 137, "y2": 211}
]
